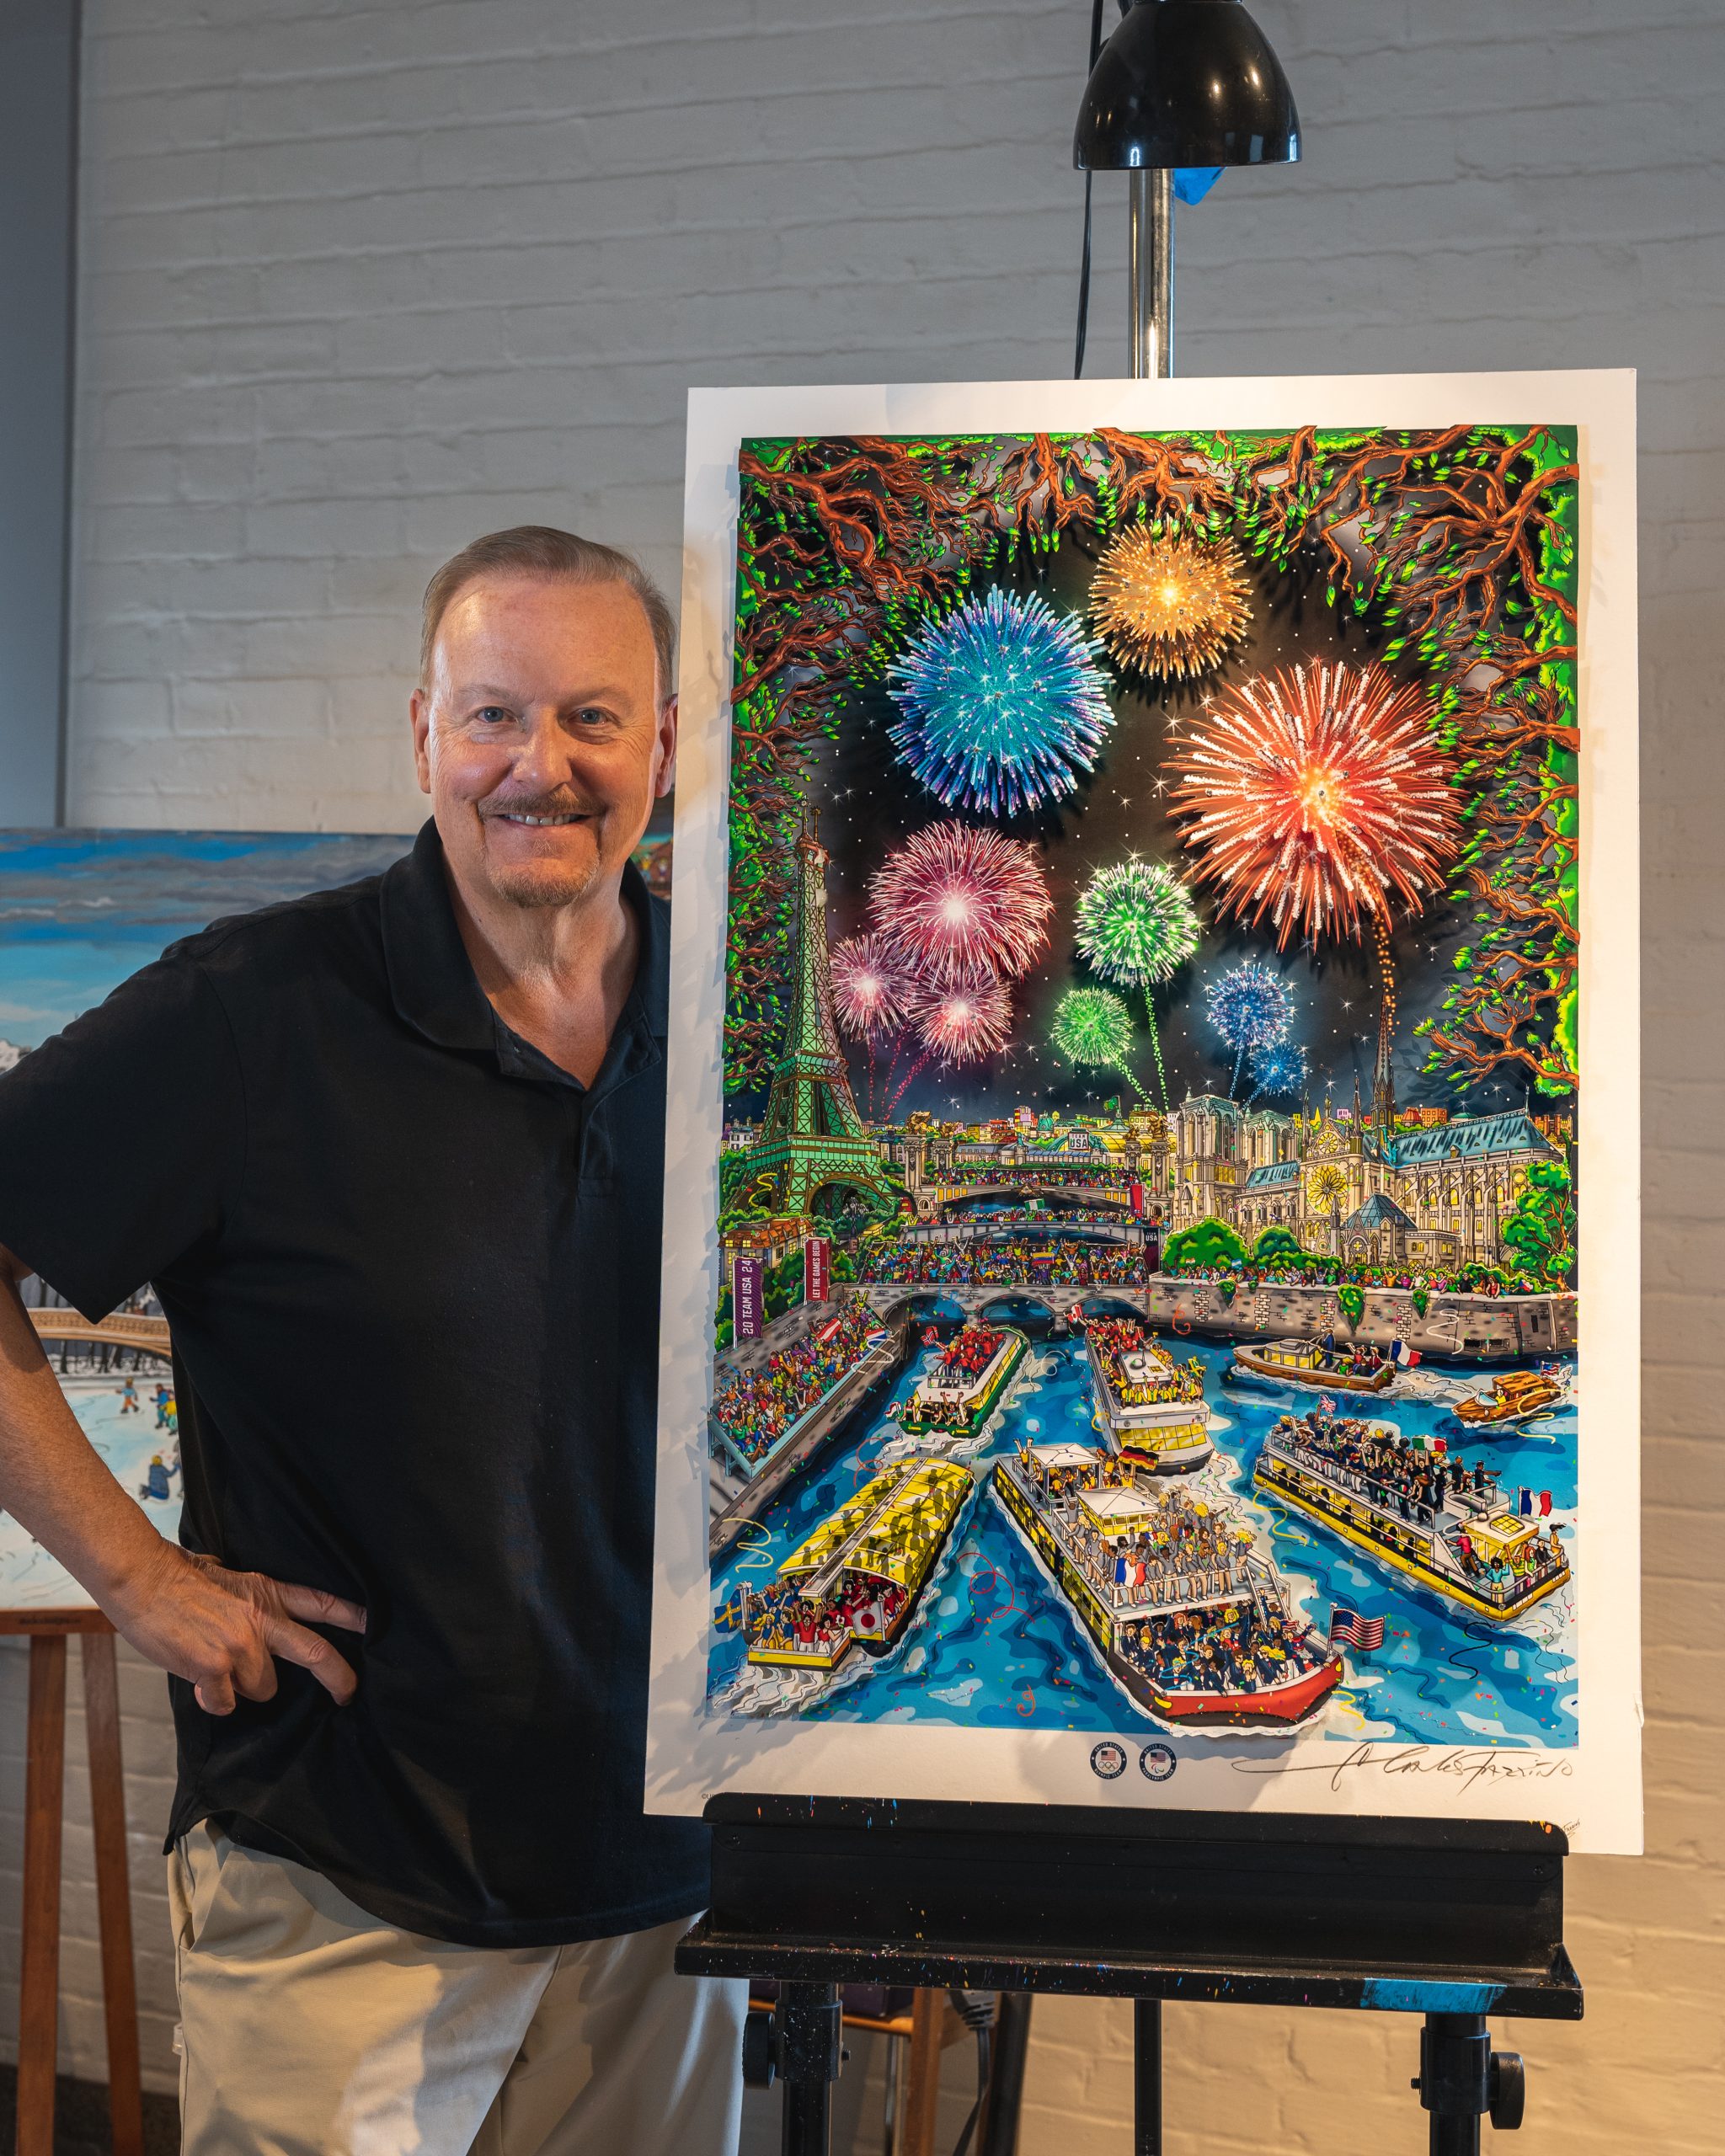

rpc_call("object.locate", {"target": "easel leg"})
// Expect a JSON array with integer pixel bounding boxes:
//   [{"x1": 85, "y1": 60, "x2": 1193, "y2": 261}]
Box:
[
  {"x1": 82, "y1": 1632, "x2": 145, "y2": 2156},
  {"x1": 777, "y1": 1982, "x2": 841, "y2": 2156},
  {"x1": 19, "y1": 1636, "x2": 67, "y2": 2156},
  {"x1": 978, "y1": 1993, "x2": 1032, "y2": 2156},
  {"x1": 1134, "y1": 1998, "x2": 1162, "y2": 2156},
  {"x1": 901, "y1": 1988, "x2": 943, "y2": 2156}
]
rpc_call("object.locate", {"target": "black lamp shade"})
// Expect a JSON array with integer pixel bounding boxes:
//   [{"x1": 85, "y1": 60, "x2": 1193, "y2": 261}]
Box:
[{"x1": 1075, "y1": 0, "x2": 1300, "y2": 170}]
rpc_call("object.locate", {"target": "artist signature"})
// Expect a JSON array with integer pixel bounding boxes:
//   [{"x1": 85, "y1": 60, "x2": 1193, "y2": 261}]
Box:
[{"x1": 1230, "y1": 1741, "x2": 1576, "y2": 1796}]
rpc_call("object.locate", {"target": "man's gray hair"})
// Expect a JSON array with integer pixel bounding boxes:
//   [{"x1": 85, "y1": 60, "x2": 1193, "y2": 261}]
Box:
[{"x1": 419, "y1": 526, "x2": 676, "y2": 697}]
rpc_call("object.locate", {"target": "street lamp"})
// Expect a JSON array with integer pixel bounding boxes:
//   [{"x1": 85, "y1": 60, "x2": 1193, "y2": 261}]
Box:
[{"x1": 1074, "y1": 0, "x2": 1301, "y2": 379}]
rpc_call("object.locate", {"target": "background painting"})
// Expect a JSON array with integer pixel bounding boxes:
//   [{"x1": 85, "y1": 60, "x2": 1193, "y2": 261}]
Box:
[
  {"x1": 0, "y1": 830, "x2": 413, "y2": 1608},
  {"x1": 649, "y1": 374, "x2": 1641, "y2": 1849}
]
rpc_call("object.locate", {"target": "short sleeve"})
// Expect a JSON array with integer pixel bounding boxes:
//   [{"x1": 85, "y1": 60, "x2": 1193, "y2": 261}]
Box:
[{"x1": 0, "y1": 948, "x2": 246, "y2": 1320}]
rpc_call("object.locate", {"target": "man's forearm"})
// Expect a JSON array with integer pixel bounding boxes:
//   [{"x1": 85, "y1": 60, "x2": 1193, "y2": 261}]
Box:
[{"x1": 0, "y1": 1255, "x2": 167, "y2": 1602}]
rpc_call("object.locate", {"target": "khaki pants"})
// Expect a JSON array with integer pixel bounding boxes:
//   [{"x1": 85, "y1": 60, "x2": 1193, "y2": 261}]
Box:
[{"x1": 168, "y1": 1824, "x2": 746, "y2": 2156}]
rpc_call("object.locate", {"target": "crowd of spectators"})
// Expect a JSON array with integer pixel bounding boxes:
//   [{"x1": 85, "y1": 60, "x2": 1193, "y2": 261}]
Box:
[
  {"x1": 713, "y1": 1299, "x2": 879, "y2": 1466},
  {"x1": 1118, "y1": 1599, "x2": 1332, "y2": 1696},
  {"x1": 861, "y1": 1236, "x2": 1151, "y2": 1287},
  {"x1": 743, "y1": 1576, "x2": 906, "y2": 1663}
]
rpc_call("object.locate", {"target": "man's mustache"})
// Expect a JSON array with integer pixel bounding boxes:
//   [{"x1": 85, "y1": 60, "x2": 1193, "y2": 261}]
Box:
[{"x1": 478, "y1": 792, "x2": 601, "y2": 822}]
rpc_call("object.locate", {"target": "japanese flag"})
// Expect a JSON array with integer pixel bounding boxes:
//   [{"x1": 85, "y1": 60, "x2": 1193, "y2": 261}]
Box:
[{"x1": 851, "y1": 1595, "x2": 885, "y2": 1637}]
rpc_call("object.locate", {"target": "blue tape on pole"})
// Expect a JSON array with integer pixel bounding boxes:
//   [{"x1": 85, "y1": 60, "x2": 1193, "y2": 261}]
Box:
[{"x1": 1174, "y1": 168, "x2": 1223, "y2": 205}]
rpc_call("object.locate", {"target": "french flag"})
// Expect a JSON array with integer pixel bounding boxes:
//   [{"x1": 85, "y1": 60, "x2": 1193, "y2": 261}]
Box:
[{"x1": 1329, "y1": 1606, "x2": 1386, "y2": 1651}]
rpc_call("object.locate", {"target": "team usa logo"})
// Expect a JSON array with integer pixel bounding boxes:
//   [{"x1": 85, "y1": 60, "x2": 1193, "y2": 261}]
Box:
[
  {"x1": 1089, "y1": 1740, "x2": 1129, "y2": 1780},
  {"x1": 1140, "y1": 1742, "x2": 1178, "y2": 1783}
]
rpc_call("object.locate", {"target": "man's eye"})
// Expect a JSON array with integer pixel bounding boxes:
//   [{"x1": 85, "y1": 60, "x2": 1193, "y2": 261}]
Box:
[
  {"x1": 474, "y1": 706, "x2": 513, "y2": 725},
  {"x1": 574, "y1": 707, "x2": 614, "y2": 727}
]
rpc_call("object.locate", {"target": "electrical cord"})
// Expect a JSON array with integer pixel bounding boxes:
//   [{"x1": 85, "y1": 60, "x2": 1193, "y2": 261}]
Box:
[
  {"x1": 1072, "y1": 0, "x2": 1106, "y2": 376},
  {"x1": 946, "y1": 1990, "x2": 998, "y2": 2156}
]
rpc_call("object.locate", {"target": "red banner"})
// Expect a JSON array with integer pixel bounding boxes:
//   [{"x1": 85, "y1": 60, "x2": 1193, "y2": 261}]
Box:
[
  {"x1": 733, "y1": 1254, "x2": 764, "y2": 1339},
  {"x1": 1129, "y1": 1177, "x2": 1146, "y2": 1216},
  {"x1": 804, "y1": 1235, "x2": 830, "y2": 1303}
]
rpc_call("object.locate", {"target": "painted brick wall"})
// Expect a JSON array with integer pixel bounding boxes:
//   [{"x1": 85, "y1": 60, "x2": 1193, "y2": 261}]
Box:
[{"x1": 45, "y1": 0, "x2": 1725, "y2": 2146}]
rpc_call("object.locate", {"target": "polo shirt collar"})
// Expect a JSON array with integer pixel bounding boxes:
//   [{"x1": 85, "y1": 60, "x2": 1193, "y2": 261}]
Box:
[{"x1": 381, "y1": 819, "x2": 668, "y2": 1055}]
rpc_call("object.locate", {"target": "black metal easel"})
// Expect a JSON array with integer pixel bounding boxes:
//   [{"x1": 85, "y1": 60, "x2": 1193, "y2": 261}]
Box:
[{"x1": 678, "y1": 1796, "x2": 1578, "y2": 2156}]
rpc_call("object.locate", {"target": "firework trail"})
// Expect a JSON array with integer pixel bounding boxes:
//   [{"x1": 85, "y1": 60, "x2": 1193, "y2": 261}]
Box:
[
  {"x1": 870, "y1": 820, "x2": 1053, "y2": 986},
  {"x1": 1205, "y1": 962, "x2": 1295, "y2": 1097},
  {"x1": 1072, "y1": 856, "x2": 1200, "y2": 1109},
  {"x1": 886, "y1": 586, "x2": 1115, "y2": 816}
]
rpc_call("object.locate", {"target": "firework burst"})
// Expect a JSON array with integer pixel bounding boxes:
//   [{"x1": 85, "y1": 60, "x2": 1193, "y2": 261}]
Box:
[
  {"x1": 1071, "y1": 856, "x2": 1200, "y2": 1111},
  {"x1": 1247, "y1": 1039, "x2": 1308, "y2": 1102},
  {"x1": 886, "y1": 586, "x2": 1115, "y2": 816},
  {"x1": 1205, "y1": 962, "x2": 1295, "y2": 1097},
  {"x1": 1089, "y1": 526, "x2": 1252, "y2": 680},
  {"x1": 870, "y1": 820, "x2": 1053, "y2": 986},
  {"x1": 1049, "y1": 987, "x2": 1146, "y2": 1099},
  {"x1": 829, "y1": 933, "x2": 912, "y2": 1043},
  {"x1": 1167, "y1": 661, "x2": 1461, "y2": 947},
  {"x1": 909, "y1": 974, "x2": 1013, "y2": 1067}
]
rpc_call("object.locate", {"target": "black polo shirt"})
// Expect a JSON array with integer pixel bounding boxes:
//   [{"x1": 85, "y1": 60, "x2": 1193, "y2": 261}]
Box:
[{"x1": 0, "y1": 822, "x2": 708, "y2": 1946}]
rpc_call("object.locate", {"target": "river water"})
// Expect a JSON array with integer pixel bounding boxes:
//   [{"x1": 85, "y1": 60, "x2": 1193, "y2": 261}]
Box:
[{"x1": 708, "y1": 1314, "x2": 1578, "y2": 1749}]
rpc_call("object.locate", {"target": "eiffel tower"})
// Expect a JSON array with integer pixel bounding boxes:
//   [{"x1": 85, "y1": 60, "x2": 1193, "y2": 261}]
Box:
[{"x1": 749, "y1": 821, "x2": 897, "y2": 1221}]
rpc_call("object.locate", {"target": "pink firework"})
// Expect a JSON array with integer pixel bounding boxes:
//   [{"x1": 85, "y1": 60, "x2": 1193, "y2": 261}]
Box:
[
  {"x1": 830, "y1": 933, "x2": 912, "y2": 1043},
  {"x1": 908, "y1": 974, "x2": 1013, "y2": 1066},
  {"x1": 869, "y1": 821, "x2": 1053, "y2": 985}
]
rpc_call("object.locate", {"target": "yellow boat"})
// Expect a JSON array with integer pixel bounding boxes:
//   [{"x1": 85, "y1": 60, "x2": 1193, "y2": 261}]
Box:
[
  {"x1": 1452, "y1": 1369, "x2": 1564, "y2": 1428},
  {"x1": 745, "y1": 1459, "x2": 973, "y2": 1670}
]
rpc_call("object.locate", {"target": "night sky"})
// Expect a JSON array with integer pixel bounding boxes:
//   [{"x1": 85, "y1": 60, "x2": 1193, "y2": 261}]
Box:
[{"x1": 768, "y1": 531, "x2": 1541, "y2": 1132}]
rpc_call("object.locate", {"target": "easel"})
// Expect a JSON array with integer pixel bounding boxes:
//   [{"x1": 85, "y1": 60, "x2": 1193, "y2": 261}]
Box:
[
  {"x1": 680, "y1": 1796, "x2": 1578, "y2": 2156},
  {"x1": 3, "y1": 1609, "x2": 145, "y2": 2156}
]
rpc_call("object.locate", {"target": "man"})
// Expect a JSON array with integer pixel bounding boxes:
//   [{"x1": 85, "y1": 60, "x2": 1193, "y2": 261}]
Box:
[{"x1": 0, "y1": 528, "x2": 744, "y2": 2154}]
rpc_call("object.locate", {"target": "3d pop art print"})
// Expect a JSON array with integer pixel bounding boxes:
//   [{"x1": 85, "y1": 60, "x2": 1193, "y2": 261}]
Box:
[{"x1": 648, "y1": 374, "x2": 1642, "y2": 1852}]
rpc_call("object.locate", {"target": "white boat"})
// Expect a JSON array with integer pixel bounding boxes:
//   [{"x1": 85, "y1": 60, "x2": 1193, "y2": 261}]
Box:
[{"x1": 1083, "y1": 1319, "x2": 1213, "y2": 1473}]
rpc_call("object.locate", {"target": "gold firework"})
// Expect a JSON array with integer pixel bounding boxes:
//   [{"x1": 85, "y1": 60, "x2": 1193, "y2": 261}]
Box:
[{"x1": 1090, "y1": 527, "x2": 1252, "y2": 680}]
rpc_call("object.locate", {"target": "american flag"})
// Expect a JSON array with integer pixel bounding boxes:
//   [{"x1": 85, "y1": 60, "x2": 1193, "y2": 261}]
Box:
[{"x1": 1329, "y1": 1606, "x2": 1386, "y2": 1651}]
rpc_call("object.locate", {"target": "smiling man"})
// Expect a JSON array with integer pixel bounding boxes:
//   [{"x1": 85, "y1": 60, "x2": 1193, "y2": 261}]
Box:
[{"x1": 0, "y1": 529, "x2": 744, "y2": 2154}]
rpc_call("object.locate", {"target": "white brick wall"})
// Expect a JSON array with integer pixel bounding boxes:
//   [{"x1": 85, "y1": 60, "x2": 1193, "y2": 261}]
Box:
[{"x1": 47, "y1": 0, "x2": 1725, "y2": 2144}]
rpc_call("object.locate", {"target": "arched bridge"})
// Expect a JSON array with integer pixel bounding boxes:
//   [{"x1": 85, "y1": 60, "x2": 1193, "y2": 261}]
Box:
[
  {"x1": 29, "y1": 1310, "x2": 174, "y2": 1360},
  {"x1": 857, "y1": 1283, "x2": 1151, "y2": 1326}
]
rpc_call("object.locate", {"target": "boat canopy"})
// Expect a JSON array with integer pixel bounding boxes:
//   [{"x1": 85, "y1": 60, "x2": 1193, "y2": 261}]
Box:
[{"x1": 780, "y1": 1460, "x2": 971, "y2": 1590}]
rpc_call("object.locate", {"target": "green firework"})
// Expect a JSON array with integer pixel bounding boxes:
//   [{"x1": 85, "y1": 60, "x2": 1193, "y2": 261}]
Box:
[
  {"x1": 1071, "y1": 858, "x2": 1199, "y2": 1109},
  {"x1": 1073, "y1": 858, "x2": 1200, "y2": 986},
  {"x1": 1049, "y1": 988, "x2": 1146, "y2": 1099}
]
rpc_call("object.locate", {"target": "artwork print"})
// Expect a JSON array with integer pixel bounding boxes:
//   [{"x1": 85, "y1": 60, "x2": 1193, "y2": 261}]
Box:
[
  {"x1": 0, "y1": 830, "x2": 413, "y2": 1607},
  {"x1": 649, "y1": 376, "x2": 1640, "y2": 1848}
]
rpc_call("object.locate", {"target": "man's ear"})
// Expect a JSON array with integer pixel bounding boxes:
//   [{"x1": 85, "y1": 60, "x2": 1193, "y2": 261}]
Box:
[
  {"x1": 654, "y1": 694, "x2": 679, "y2": 801},
  {"x1": 410, "y1": 687, "x2": 433, "y2": 796}
]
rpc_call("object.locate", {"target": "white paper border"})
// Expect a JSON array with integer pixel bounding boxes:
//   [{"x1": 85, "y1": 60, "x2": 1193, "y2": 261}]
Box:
[{"x1": 649, "y1": 372, "x2": 1642, "y2": 1855}]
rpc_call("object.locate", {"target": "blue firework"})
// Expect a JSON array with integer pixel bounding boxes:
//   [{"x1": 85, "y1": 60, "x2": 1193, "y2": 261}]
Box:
[
  {"x1": 886, "y1": 586, "x2": 1115, "y2": 816},
  {"x1": 1205, "y1": 962, "x2": 1295, "y2": 1097},
  {"x1": 1247, "y1": 1039, "x2": 1307, "y2": 1101}
]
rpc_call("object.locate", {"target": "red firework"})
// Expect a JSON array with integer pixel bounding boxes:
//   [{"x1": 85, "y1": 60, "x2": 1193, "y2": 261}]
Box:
[
  {"x1": 830, "y1": 933, "x2": 912, "y2": 1043},
  {"x1": 1167, "y1": 662, "x2": 1462, "y2": 945},
  {"x1": 907, "y1": 974, "x2": 1013, "y2": 1066},
  {"x1": 869, "y1": 821, "x2": 1053, "y2": 985}
]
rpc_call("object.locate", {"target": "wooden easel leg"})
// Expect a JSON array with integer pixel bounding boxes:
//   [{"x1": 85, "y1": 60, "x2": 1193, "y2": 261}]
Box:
[
  {"x1": 19, "y1": 1635, "x2": 66, "y2": 2156},
  {"x1": 901, "y1": 1988, "x2": 943, "y2": 2156},
  {"x1": 83, "y1": 1631, "x2": 145, "y2": 2156}
]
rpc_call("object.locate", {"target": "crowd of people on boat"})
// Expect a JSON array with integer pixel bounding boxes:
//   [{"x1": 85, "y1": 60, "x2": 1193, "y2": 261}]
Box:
[
  {"x1": 1023, "y1": 1451, "x2": 1252, "y2": 1613},
  {"x1": 1118, "y1": 1598, "x2": 1332, "y2": 1697},
  {"x1": 743, "y1": 1574, "x2": 908, "y2": 1663},
  {"x1": 713, "y1": 1299, "x2": 879, "y2": 1466},
  {"x1": 861, "y1": 1237, "x2": 1150, "y2": 1287},
  {"x1": 1267, "y1": 1410, "x2": 1489, "y2": 1521},
  {"x1": 1087, "y1": 1319, "x2": 1207, "y2": 1406}
]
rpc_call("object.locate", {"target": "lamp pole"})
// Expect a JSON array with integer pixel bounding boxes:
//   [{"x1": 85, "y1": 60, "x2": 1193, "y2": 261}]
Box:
[{"x1": 1128, "y1": 165, "x2": 1174, "y2": 379}]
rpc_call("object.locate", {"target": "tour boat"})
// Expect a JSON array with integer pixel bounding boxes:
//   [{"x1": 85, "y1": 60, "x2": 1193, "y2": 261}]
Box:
[
  {"x1": 899, "y1": 1322, "x2": 1028, "y2": 1438},
  {"x1": 991, "y1": 1446, "x2": 1339, "y2": 1731},
  {"x1": 1084, "y1": 1319, "x2": 1213, "y2": 1472},
  {"x1": 1252, "y1": 1413, "x2": 1568, "y2": 1623},
  {"x1": 1450, "y1": 1368, "x2": 1565, "y2": 1428},
  {"x1": 1231, "y1": 1338, "x2": 1396, "y2": 1395},
  {"x1": 744, "y1": 1459, "x2": 972, "y2": 1672}
]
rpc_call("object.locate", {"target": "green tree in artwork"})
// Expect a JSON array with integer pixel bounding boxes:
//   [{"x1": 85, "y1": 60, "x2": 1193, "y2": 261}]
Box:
[
  {"x1": 1162, "y1": 1218, "x2": 1248, "y2": 1275},
  {"x1": 1251, "y1": 1225, "x2": 1308, "y2": 1265},
  {"x1": 1500, "y1": 1160, "x2": 1578, "y2": 1287},
  {"x1": 1336, "y1": 1283, "x2": 1365, "y2": 1326}
]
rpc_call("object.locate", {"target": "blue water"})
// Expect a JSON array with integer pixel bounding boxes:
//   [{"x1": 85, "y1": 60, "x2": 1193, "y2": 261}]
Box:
[{"x1": 708, "y1": 1330, "x2": 1578, "y2": 1748}]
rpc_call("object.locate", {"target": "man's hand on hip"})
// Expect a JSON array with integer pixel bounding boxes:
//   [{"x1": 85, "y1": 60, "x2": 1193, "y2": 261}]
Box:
[{"x1": 106, "y1": 1539, "x2": 367, "y2": 1714}]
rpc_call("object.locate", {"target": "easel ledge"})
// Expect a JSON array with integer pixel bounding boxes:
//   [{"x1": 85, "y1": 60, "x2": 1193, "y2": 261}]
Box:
[{"x1": 3, "y1": 1607, "x2": 146, "y2": 2156}]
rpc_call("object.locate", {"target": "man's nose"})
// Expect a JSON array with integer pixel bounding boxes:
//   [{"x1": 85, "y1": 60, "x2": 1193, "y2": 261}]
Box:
[{"x1": 510, "y1": 707, "x2": 579, "y2": 785}]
